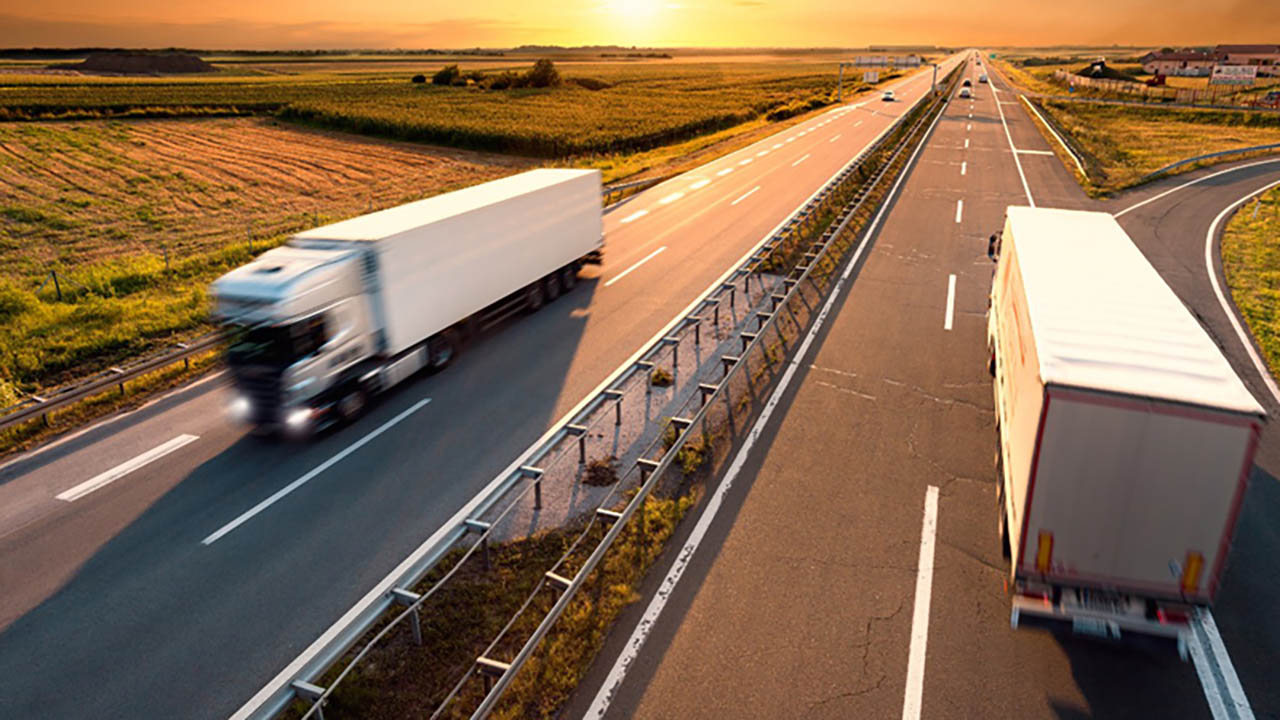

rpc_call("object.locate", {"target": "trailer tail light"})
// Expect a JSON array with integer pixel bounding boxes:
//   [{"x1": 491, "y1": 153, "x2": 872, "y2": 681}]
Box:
[
  {"x1": 1035, "y1": 532, "x2": 1053, "y2": 573},
  {"x1": 1180, "y1": 552, "x2": 1204, "y2": 595},
  {"x1": 1157, "y1": 606, "x2": 1192, "y2": 625}
]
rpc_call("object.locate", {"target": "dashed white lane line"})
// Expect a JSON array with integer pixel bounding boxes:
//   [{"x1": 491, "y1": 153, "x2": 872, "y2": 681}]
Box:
[
  {"x1": 739, "y1": 158, "x2": 753, "y2": 165},
  {"x1": 792, "y1": 154, "x2": 811, "y2": 167},
  {"x1": 603, "y1": 246, "x2": 667, "y2": 288},
  {"x1": 944, "y1": 275, "x2": 956, "y2": 331},
  {"x1": 901, "y1": 485, "x2": 940, "y2": 720},
  {"x1": 967, "y1": 123, "x2": 972, "y2": 131},
  {"x1": 786, "y1": 137, "x2": 796, "y2": 143},
  {"x1": 964, "y1": 138, "x2": 970, "y2": 149},
  {"x1": 756, "y1": 150, "x2": 769, "y2": 157},
  {"x1": 773, "y1": 143, "x2": 783, "y2": 149},
  {"x1": 731, "y1": 186, "x2": 760, "y2": 206},
  {"x1": 689, "y1": 179, "x2": 710, "y2": 190},
  {"x1": 716, "y1": 167, "x2": 734, "y2": 177},
  {"x1": 955, "y1": 199, "x2": 964, "y2": 223},
  {"x1": 620, "y1": 209, "x2": 648, "y2": 224},
  {"x1": 961, "y1": 161, "x2": 967, "y2": 176},
  {"x1": 202, "y1": 398, "x2": 432, "y2": 545},
  {"x1": 658, "y1": 192, "x2": 684, "y2": 205},
  {"x1": 1015, "y1": 149, "x2": 1055, "y2": 156},
  {"x1": 854, "y1": 120, "x2": 863, "y2": 126},
  {"x1": 57, "y1": 434, "x2": 199, "y2": 502},
  {"x1": 830, "y1": 134, "x2": 842, "y2": 142}
]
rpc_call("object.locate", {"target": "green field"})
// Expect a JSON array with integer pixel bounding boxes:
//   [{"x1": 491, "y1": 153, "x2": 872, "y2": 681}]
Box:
[{"x1": 1222, "y1": 187, "x2": 1280, "y2": 379}]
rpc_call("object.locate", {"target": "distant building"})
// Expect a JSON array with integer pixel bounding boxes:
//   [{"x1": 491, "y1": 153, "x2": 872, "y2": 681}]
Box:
[
  {"x1": 1214, "y1": 45, "x2": 1280, "y2": 76},
  {"x1": 1140, "y1": 50, "x2": 1216, "y2": 76}
]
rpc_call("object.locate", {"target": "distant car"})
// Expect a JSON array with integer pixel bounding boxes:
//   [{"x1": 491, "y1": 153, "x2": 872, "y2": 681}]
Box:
[
  {"x1": 882, "y1": 90, "x2": 895, "y2": 102},
  {"x1": 959, "y1": 87, "x2": 972, "y2": 99},
  {"x1": 962, "y1": 79, "x2": 972, "y2": 87},
  {"x1": 979, "y1": 74, "x2": 989, "y2": 83}
]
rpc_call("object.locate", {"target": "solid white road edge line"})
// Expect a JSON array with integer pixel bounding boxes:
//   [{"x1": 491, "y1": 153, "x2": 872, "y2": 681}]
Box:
[
  {"x1": 1019, "y1": 95, "x2": 1087, "y2": 177},
  {"x1": 57, "y1": 434, "x2": 199, "y2": 502},
  {"x1": 583, "y1": 89, "x2": 949, "y2": 720},
  {"x1": 792, "y1": 153, "x2": 811, "y2": 167},
  {"x1": 604, "y1": 247, "x2": 668, "y2": 288},
  {"x1": 731, "y1": 187, "x2": 760, "y2": 206},
  {"x1": 1113, "y1": 157, "x2": 1280, "y2": 219},
  {"x1": 944, "y1": 275, "x2": 956, "y2": 331},
  {"x1": 1204, "y1": 179, "x2": 1280, "y2": 406},
  {"x1": 955, "y1": 199, "x2": 963, "y2": 223},
  {"x1": 990, "y1": 72, "x2": 1035, "y2": 207},
  {"x1": 201, "y1": 399, "x2": 431, "y2": 545},
  {"x1": 1197, "y1": 608, "x2": 1256, "y2": 719},
  {"x1": 620, "y1": 210, "x2": 648, "y2": 224},
  {"x1": 900, "y1": 485, "x2": 940, "y2": 720}
]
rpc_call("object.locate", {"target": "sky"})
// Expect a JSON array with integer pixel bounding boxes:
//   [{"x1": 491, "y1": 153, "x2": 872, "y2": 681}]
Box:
[{"x1": 3, "y1": 0, "x2": 1279, "y2": 50}]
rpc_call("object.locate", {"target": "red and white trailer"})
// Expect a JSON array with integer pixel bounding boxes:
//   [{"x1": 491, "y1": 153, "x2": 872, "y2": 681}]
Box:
[{"x1": 986, "y1": 207, "x2": 1265, "y2": 653}]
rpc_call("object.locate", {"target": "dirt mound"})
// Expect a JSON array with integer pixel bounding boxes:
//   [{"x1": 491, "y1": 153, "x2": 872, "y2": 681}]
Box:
[{"x1": 54, "y1": 52, "x2": 215, "y2": 75}]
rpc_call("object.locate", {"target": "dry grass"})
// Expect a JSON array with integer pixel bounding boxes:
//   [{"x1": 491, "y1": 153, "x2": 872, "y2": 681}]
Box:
[{"x1": 1222, "y1": 188, "x2": 1280, "y2": 379}]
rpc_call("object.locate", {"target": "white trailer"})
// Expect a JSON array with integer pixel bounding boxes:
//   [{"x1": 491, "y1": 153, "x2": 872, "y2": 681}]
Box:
[
  {"x1": 986, "y1": 207, "x2": 1265, "y2": 652},
  {"x1": 212, "y1": 168, "x2": 603, "y2": 435}
]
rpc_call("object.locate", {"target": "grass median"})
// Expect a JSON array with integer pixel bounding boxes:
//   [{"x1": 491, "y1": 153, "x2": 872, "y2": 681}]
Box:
[{"x1": 1222, "y1": 187, "x2": 1280, "y2": 379}]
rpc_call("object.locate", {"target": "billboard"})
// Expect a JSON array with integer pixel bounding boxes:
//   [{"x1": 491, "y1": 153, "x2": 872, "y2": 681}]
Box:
[
  {"x1": 1210, "y1": 64, "x2": 1258, "y2": 85},
  {"x1": 863, "y1": 70, "x2": 879, "y2": 83}
]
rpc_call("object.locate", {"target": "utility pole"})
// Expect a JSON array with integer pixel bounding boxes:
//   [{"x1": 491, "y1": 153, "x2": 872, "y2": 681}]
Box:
[{"x1": 837, "y1": 61, "x2": 857, "y2": 103}]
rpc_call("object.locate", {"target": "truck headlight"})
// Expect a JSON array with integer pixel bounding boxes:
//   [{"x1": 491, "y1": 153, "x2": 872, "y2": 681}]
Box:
[
  {"x1": 228, "y1": 395, "x2": 251, "y2": 421},
  {"x1": 285, "y1": 407, "x2": 312, "y2": 431}
]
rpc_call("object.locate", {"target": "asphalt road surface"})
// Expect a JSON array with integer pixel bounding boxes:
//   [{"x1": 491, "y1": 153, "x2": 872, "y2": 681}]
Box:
[
  {"x1": 572, "y1": 54, "x2": 1280, "y2": 720},
  {"x1": 0, "y1": 58, "x2": 964, "y2": 719}
]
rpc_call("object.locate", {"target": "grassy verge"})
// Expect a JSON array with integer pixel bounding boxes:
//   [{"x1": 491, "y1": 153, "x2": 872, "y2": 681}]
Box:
[
  {"x1": 1031, "y1": 101, "x2": 1280, "y2": 195},
  {"x1": 1222, "y1": 187, "x2": 1280, "y2": 379},
  {"x1": 286, "y1": 491, "x2": 695, "y2": 719}
]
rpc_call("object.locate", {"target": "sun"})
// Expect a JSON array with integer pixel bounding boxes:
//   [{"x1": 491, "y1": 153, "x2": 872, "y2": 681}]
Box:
[{"x1": 606, "y1": 0, "x2": 660, "y2": 21}]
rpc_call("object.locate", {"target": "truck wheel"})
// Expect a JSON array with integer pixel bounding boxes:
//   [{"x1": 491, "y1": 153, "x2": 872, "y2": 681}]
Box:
[
  {"x1": 544, "y1": 272, "x2": 562, "y2": 302},
  {"x1": 428, "y1": 332, "x2": 456, "y2": 371},
  {"x1": 560, "y1": 265, "x2": 578, "y2": 292},
  {"x1": 338, "y1": 387, "x2": 367, "y2": 423},
  {"x1": 524, "y1": 281, "x2": 545, "y2": 312}
]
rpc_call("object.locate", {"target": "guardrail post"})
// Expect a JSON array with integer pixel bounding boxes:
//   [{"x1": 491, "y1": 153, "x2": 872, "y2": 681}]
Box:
[
  {"x1": 687, "y1": 316, "x2": 702, "y2": 345},
  {"x1": 637, "y1": 360, "x2": 655, "y2": 394},
  {"x1": 603, "y1": 389, "x2": 623, "y2": 425},
  {"x1": 476, "y1": 656, "x2": 510, "y2": 694},
  {"x1": 519, "y1": 466, "x2": 544, "y2": 510},
  {"x1": 722, "y1": 282, "x2": 736, "y2": 312},
  {"x1": 697, "y1": 382, "x2": 719, "y2": 407},
  {"x1": 661, "y1": 337, "x2": 679, "y2": 374},
  {"x1": 291, "y1": 680, "x2": 326, "y2": 720},
  {"x1": 465, "y1": 518, "x2": 493, "y2": 570},
  {"x1": 391, "y1": 588, "x2": 423, "y2": 645},
  {"x1": 720, "y1": 355, "x2": 740, "y2": 378},
  {"x1": 566, "y1": 424, "x2": 588, "y2": 464}
]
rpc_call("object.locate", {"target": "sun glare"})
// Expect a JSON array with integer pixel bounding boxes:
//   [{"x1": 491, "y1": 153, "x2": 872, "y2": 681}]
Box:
[{"x1": 607, "y1": 0, "x2": 659, "y2": 21}]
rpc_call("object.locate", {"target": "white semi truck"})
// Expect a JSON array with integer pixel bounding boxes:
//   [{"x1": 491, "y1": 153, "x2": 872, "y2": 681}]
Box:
[
  {"x1": 986, "y1": 207, "x2": 1265, "y2": 653},
  {"x1": 211, "y1": 168, "x2": 604, "y2": 435}
]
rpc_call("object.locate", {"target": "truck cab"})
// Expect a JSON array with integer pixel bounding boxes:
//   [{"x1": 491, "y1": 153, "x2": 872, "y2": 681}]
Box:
[{"x1": 213, "y1": 244, "x2": 376, "y2": 434}]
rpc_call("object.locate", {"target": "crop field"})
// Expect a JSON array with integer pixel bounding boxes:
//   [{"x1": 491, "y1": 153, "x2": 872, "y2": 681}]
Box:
[
  {"x1": 0, "y1": 62, "x2": 848, "y2": 156},
  {"x1": 0, "y1": 118, "x2": 527, "y2": 394}
]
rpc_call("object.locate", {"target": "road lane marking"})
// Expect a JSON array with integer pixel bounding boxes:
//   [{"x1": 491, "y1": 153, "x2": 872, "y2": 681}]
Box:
[
  {"x1": 689, "y1": 179, "x2": 710, "y2": 190},
  {"x1": 583, "y1": 86, "x2": 949, "y2": 720},
  {"x1": 739, "y1": 158, "x2": 753, "y2": 165},
  {"x1": 944, "y1": 275, "x2": 956, "y2": 330},
  {"x1": 1191, "y1": 609, "x2": 1256, "y2": 720},
  {"x1": 830, "y1": 134, "x2": 842, "y2": 142},
  {"x1": 1015, "y1": 149, "x2": 1055, "y2": 156},
  {"x1": 901, "y1": 485, "x2": 940, "y2": 720},
  {"x1": 201, "y1": 399, "x2": 431, "y2": 545},
  {"x1": 604, "y1": 246, "x2": 667, "y2": 288},
  {"x1": 1204, "y1": 179, "x2": 1280, "y2": 406},
  {"x1": 991, "y1": 65, "x2": 1036, "y2": 206},
  {"x1": 756, "y1": 150, "x2": 769, "y2": 157},
  {"x1": 658, "y1": 192, "x2": 684, "y2": 205},
  {"x1": 964, "y1": 138, "x2": 970, "y2": 149},
  {"x1": 966, "y1": 123, "x2": 972, "y2": 131},
  {"x1": 1113, "y1": 157, "x2": 1280, "y2": 219},
  {"x1": 792, "y1": 154, "x2": 811, "y2": 167},
  {"x1": 731, "y1": 186, "x2": 760, "y2": 206},
  {"x1": 961, "y1": 161, "x2": 967, "y2": 176},
  {"x1": 773, "y1": 143, "x2": 783, "y2": 149},
  {"x1": 786, "y1": 137, "x2": 796, "y2": 143},
  {"x1": 955, "y1": 199, "x2": 963, "y2": 223},
  {"x1": 716, "y1": 167, "x2": 734, "y2": 177},
  {"x1": 620, "y1": 209, "x2": 648, "y2": 224},
  {"x1": 57, "y1": 434, "x2": 199, "y2": 502},
  {"x1": 1019, "y1": 95, "x2": 1087, "y2": 177},
  {"x1": 854, "y1": 120, "x2": 863, "y2": 127}
]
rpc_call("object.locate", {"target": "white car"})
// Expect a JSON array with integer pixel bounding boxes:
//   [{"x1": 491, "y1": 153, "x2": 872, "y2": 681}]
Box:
[
  {"x1": 959, "y1": 87, "x2": 972, "y2": 99},
  {"x1": 979, "y1": 74, "x2": 989, "y2": 83},
  {"x1": 882, "y1": 90, "x2": 895, "y2": 102}
]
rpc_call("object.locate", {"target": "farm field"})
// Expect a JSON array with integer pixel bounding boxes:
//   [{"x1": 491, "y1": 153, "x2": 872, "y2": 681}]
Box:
[{"x1": 0, "y1": 118, "x2": 528, "y2": 396}]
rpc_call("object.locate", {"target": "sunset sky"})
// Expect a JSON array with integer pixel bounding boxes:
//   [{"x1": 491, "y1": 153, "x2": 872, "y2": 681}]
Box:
[{"x1": 3, "y1": 0, "x2": 1278, "y2": 49}]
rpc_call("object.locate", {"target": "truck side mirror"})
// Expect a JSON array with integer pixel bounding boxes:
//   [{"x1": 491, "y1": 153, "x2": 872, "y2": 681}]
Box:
[{"x1": 988, "y1": 233, "x2": 999, "y2": 262}]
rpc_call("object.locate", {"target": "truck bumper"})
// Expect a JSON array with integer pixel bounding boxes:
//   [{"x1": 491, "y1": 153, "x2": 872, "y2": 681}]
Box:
[{"x1": 1010, "y1": 593, "x2": 1191, "y2": 659}]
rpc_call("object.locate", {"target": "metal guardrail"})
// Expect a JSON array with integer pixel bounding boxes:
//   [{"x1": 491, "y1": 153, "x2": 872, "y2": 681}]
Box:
[
  {"x1": 601, "y1": 175, "x2": 672, "y2": 208},
  {"x1": 0, "y1": 332, "x2": 222, "y2": 434},
  {"x1": 237, "y1": 64, "x2": 959, "y2": 720},
  {"x1": 1139, "y1": 143, "x2": 1280, "y2": 184}
]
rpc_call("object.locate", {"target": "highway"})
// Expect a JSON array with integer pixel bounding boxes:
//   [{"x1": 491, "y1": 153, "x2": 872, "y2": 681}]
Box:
[
  {"x1": 571, "y1": 55, "x2": 1280, "y2": 719},
  {"x1": 0, "y1": 57, "x2": 963, "y2": 718}
]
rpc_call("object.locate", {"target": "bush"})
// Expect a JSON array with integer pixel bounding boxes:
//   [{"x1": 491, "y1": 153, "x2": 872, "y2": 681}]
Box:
[
  {"x1": 569, "y1": 77, "x2": 612, "y2": 91},
  {"x1": 525, "y1": 58, "x2": 561, "y2": 88},
  {"x1": 584, "y1": 456, "x2": 619, "y2": 486},
  {"x1": 411, "y1": 74, "x2": 426, "y2": 84},
  {"x1": 432, "y1": 64, "x2": 461, "y2": 86},
  {"x1": 650, "y1": 367, "x2": 673, "y2": 387}
]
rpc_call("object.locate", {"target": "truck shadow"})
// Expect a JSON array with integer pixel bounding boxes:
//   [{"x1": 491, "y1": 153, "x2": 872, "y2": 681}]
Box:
[{"x1": 0, "y1": 278, "x2": 601, "y2": 719}]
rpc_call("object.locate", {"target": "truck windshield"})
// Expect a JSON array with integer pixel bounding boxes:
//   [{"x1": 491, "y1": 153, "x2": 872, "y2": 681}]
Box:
[{"x1": 227, "y1": 315, "x2": 328, "y2": 368}]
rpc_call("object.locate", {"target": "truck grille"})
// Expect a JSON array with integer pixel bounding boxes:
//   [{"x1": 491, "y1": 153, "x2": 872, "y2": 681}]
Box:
[{"x1": 231, "y1": 365, "x2": 284, "y2": 423}]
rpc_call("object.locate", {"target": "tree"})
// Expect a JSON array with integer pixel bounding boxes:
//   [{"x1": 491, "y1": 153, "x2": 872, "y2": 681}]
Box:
[
  {"x1": 525, "y1": 58, "x2": 561, "y2": 88},
  {"x1": 432, "y1": 64, "x2": 461, "y2": 85}
]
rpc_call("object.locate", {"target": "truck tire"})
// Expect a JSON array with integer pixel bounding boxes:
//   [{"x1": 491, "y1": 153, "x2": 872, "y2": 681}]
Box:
[
  {"x1": 560, "y1": 264, "x2": 578, "y2": 292},
  {"x1": 544, "y1": 272, "x2": 562, "y2": 302},
  {"x1": 338, "y1": 386, "x2": 367, "y2": 424},
  {"x1": 428, "y1": 331, "x2": 456, "y2": 371},
  {"x1": 524, "y1": 281, "x2": 545, "y2": 312}
]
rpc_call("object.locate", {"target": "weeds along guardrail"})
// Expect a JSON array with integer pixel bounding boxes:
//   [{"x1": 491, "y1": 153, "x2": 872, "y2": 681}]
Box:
[
  {"x1": 0, "y1": 179, "x2": 659, "y2": 440},
  {"x1": 259, "y1": 67, "x2": 960, "y2": 720}
]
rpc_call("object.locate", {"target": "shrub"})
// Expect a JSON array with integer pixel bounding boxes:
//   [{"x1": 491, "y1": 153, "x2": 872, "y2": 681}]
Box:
[
  {"x1": 432, "y1": 64, "x2": 461, "y2": 85},
  {"x1": 650, "y1": 367, "x2": 673, "y2": 387},
  {"x1": 584, "y1": 456, "x2": 619, "y2": 486},
  {"x1": 411, "y1": 74, "x2": 426, "y2": 84},
  {"x1": 569, "y1": 77, "x2": 612, "y2": 91},
  {"x1": 525, "y1": 58, "x2": 561, "y2": 88}
]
